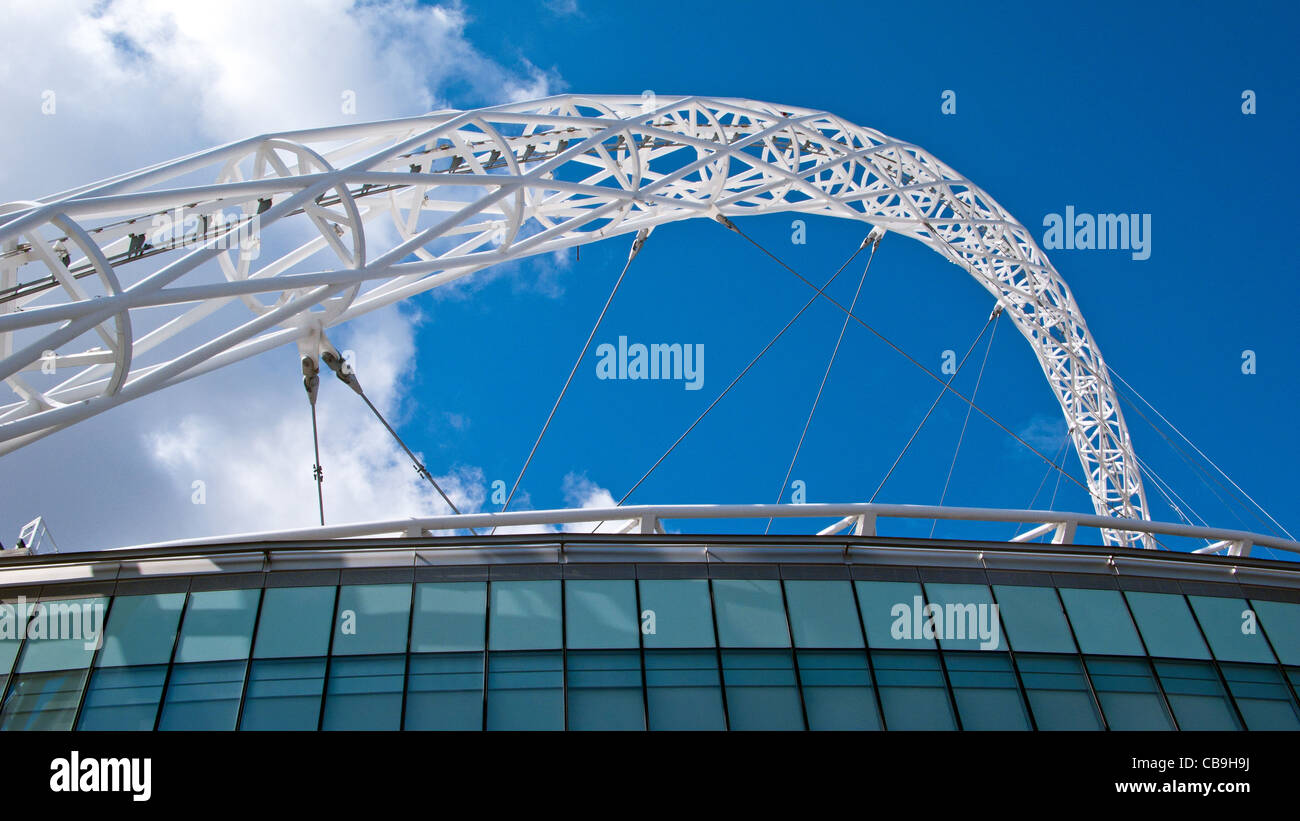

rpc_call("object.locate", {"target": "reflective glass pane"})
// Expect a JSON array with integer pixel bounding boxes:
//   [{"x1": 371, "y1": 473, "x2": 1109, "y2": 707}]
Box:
[
  {"x1": 0, "y1": 598, "x2": 28, "y2": 675},
  {"x1": 253, "y1": 586, "x2": 334, "y2": 659},
  {"x1": 923, "y1": 583, "x2": 1001, "y2": 651},
  {"x1": 0, "y1": 668, "x2": 89, "y2": 730},
  {"x1": 712, "y1": 580, "x2": 790, "y2": 648},
  {"x1": 785, "y1": 581, "x2": 864, "y2": 649},
  {"x1": 1251, "y1": 600, "x2": 1300, "y2": 665},
  {"x1": 77, "y1": 665, "x2": 168, "y2": 730},
  {"x1": 856, "y1": 581, "x2": 933, "y2": 649},
  {"x1": 486, "y1": 651, "x2": 563, "y2": 730},
  {"x1": 1016, "y1": 654, "x2": 1103, "y2": 730},
  {"x1": 239, "y1": 658, "x2": 326, "y2": 730},
  {"x1": 566, "y1": 649, "x2": 644, "y2": 730},
  {"x1": 565, "y1": 581, "x2": 638, "y2": 650},
  {"x1": 992, "y1": 585, "x2": 1075, "y2": 653},
  {"x1": 488, "y1": 581, "x2": 561, "y2": 651},
  {"x1": 97, "y1": 593, "x2": 185, "y2": 667},
  {"x1": 1154, "y1": 660, "x2": 1241, "y2": 730},
  {"x1": 1220, "y1": 663, "x2": 1300, "y2": 730},
  {"x1": 405, "y1": 652, "x2": 483, "y2": 730},
  {"x1": 157, "y1": 660, "x2": 246, "y2": 730},
  {"x1": 1085, "y1": 657, "x2": 1173, "y2": 730},
  {"x1": 638, "y1": 580, "x2": 714, "y2": 648},
  {"x1": 944, "y1": 652, "x2": 1031, "y2": 730},
  {"x1": 869, "y1": 650, "x2": 956, "y2": 730},
  {"x1": 797, "y1": 649, "x2": 879, "y2": 730},
  {"x1": 16, "y1": 597, "x2": 107, "y2": 672},
  {"x1": 1125, "y1": 592, "x2": 1210, "y2": 660},
  {"x1": 1059, "y1": 588, "x2": 1143, "y2": 656},
  {"x1": 643, "y1": 649, "x2": 726, "y2": 730},
  {"x1": 720, "y1": 649, "x2": 803, "y2": 730},
  {"x1": 332, "y1": 585, "x2": 411, "y2": 656},
  {"x1": 411, "y1": 583, "x2": 486, "y2": 653},
  {"x1": 1188, "y1": 596, "x2": 1276, "y2": 663},
  {"x1": 321, "y1": 654, "x2": 404, "y2": 730},
  {"x1": 173, "y1": 589, "x2": 260, "y2": 663}
]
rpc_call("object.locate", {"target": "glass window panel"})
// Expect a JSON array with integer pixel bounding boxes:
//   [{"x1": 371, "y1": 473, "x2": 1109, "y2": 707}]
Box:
[
  {"x1": 239, "y1": 658, "x2": 326, "y2": 730},
  {"x1": 173, "y1": 589, "x2": 260, "y2": 663},
  {"x1": 1251, "y1": 599, "x2": 1300, "y2": 665},
  {"x1": 16, "y1": 596, "x2": 107, "y2": 672},
  {"x1": 0, "y1": 668, "x2": 90, "y2": 730},
  {"x1": 405, "y1": 652, "x2": 483, "y2": 730},
  {"x1": 97, "y1": 593, "x2": 185, "y2": 668},
  {"x1": 1125, "y1": 592, "x2": 1210, "y2": 660},
  {"x1": 157, "y1": 660, "x2": 246, "y2": 730},
  {"x1": 1220, "y1": 663, "x2": 1300, "y2": 730},
  {"x1": 944, "y1": 652, "x2": 1031, "y2": 730},
  {"x1": 253, "y1": 586, "x2": 334, "y2": 659},
  {"x1": 1015, "y1": 654, "x2": 1103, "y2": 730},
  {"x1": 785, "y1": 581, "x2": 864, "y2": 649},
  {"x1": 923, "y1": 583, "x2": 1000, "y2": 651},
  {"x1": 565, "y1": 581, "x2": 638, "y2": 650},
  {"x1": 855, "y1": 581, "x2": 934, "y2": 649},
  {"x1": 76, "y1": 665, "x2": 168, "y2": 731},
  {"x1": 566, "y1": 649, "x2": 644, "y2": 730},
  {"x1": 1153, "y1": 660, "x2": 1242, "y2": 730},
  {"x1": 720, "y1": 649, "x2": 803, "y2": 730},
  {"x1": 321, "y1": 654, "x2": 405, "y2": 730},
  {"x1": 712, "y1": 580, "x2": 790, "y2": 648},
  {"x1": 869, "y1": 650, "x2": 956, "y2": 730},
  {"x1": 992, "y1": 585, "x2": 1075, "y2": 653},
  {"x1": 1059, "y1": 588, "x2": 1143, "y2": 656},
  {"x1": 411, "y1": 583, "x2": 486, "y2": 653},
  {"x1": 486, "y1": 650, "x2": 563, "y2": 730},
  {"x1": 638, "y1": 580, "x2": 714, "y2": 649},
  {"x1": 488, "y1": 581, "x2": 561, "y2": 652},
  {"x1": 643, "y1": 649, "x2": 726, "y2": 730},
  {"x1": 332, "y1": 584, "x2": 411, "y2": 657},
  {"x1": 797, "y1": 649, "x2": 879, "y2": 730},
  {"x1": 1188, "y1": 596, "x2": 1275, "y2": 663},
  {"x1": 1085, "y1": 657, "x2": 1174, "y2": 730},
  {"x1": 0, "y1": 598, "x2": 29, "y2": 675}
]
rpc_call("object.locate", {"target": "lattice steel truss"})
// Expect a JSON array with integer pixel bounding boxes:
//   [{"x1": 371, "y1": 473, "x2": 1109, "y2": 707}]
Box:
[{"x1": 0, "y1": 94, "x2": 1150, "y2": 546}]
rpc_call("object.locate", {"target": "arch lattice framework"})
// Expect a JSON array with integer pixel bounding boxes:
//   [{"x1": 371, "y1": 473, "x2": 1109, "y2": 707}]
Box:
[{"x1": 0, "y1": 94, "x2": 1150, "y2": 547}]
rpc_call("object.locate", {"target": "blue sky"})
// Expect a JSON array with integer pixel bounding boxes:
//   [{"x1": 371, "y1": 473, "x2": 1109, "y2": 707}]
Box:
[{"x1": 1, "y1": 0, "x2": 1296, "y2": 557}]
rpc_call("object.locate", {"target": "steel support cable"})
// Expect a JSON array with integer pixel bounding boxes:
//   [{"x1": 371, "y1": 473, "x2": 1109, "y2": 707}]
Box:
[
  {"x1": 301, "y1": 357, "x2": 325, "y2": 526},
  {"x1": 1012, "y1": 436, "x2": 1070, "y2": 539},
  {"x1": 762, "y1": 242, "x2": 878, "y2": 535},
  {"x1": 929, "y1": 310, "x2": 1002, "y2": 538},
  {"x1": 588, "y1": 235, "x2": 877, "y2": 534},
  {"x1": 1108, "y1": 365, "x2": 1294, "y2": 540},
  {"x1": 714, "y1": 216, "x2": 1092, "y2": 498},
  {"x1": 491, "y1": 228, "x2": 653, "y2": 535},
  {"x1": 1135, "y1": 451, "x2": 1208, "y2": 529},
  {"x1": 317, "y1": 351, "x2": 476, "y2": 535}
]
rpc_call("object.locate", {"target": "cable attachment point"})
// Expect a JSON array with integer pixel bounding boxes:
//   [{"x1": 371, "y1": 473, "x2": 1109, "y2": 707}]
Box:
[
  {"x1": 627, "y1": 226, "x2": 653, "y2": 262},
  {"x1": 989, "y1": 302, "x2": 1005, "y2": 321},
  {"x1": 865, "y1": 225, "x2": 886, "y2": 249},
  {"x1": 301, "y1": 355, "x2": 320, "y2": 406},
  {"x1": 713, "y1": 213, "x2": 740, "y2": 233},
  {"x1": 321, "y1": 349, "x2": 363, "y2": 396}
]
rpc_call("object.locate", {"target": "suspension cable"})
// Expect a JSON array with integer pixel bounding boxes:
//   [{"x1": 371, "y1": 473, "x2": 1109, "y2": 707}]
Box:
[
  {"x1": 1012, "y1": 436, "x2": 1070, "y2": 539},
  {"x1": 491, "y1": 228, "x2": 652, "y2": 535},
  {"x1": 301, "y1": 357, "x2": 325, "y2": 526}
]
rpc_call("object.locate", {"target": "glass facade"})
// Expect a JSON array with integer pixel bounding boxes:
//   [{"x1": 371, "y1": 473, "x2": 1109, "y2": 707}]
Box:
[{"x1": 0, "y1": 570, "x2": 1296, "y2": 730}]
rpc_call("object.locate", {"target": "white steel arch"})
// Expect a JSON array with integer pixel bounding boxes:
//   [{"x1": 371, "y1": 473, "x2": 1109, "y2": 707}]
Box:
[{"x1": 0, "y1": 94, "x2": 1149, "y2": 546}]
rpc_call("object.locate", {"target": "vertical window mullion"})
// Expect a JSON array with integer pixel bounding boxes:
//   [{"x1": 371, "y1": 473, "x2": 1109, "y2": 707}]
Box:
[
  {"x1": 315, "y1": 584, "x2": 342, "y2": 732},
  {"x1": 152, "y1": 586, "x2": 193, "y2": 732},
  {"x1": 986, "y1": 584, "x2": 1038, "y2": 731},
  {"x1": 1118, "y1": 589, "x2": 1179, "y2": 731},
  {"x1": 1184, "y1": 594, "x2": 1249, "y2": 730},
  {"x1": 1054, "y1": 587, "x2": 1109, "y2": 731},
  {"x1": 232, "y1": 586, "x2": 266, "y2": 731},
  {"x1": 849, "y1": 576, "x2": 888, "y2": 731},
  {"x1": 70, "y1": 594, "x2": 115, "y2": 731},
  {"x1": 705, "y1": 577, "x2": 731, "y2": 731},
  {"x1": 777, "y1": 578, "x2": 809, "y2": 731}
]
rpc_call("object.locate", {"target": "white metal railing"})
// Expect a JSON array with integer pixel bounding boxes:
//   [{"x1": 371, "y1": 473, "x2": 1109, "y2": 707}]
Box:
[{"x1": 112, "y1": 502, "x2": 1300, "y2": 559}]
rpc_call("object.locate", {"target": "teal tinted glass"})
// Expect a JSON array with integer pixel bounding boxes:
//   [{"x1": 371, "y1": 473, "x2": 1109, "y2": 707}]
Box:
[
  {"x1": 0, "y1": 669, "x2": 90, "y2": 730},
  {"x1": 565, "y1": 581, "x2": 638, "y2": 650},
  {"x1": 643, "y1": 649, "x2": 726, "y2": 730},
  {"x1": 410, "y1": 582, "x2": 486, "y2": 653},
  {"x1": 1015, "y1": 654, "x2": 1103, "y2": 730},
  {"x1": 488, "y1": 581, "x2": 561, "y2": 651},
  {"x1": 797, "y1": 649, "x2": 880, "y2": 730},
  {"x1": 784, "y1": 580, "x2": 864, "y2": 648},
  {"x1": 405, "y1": 652, "x2": 483, "y2": 730},
  {"x1": 992, "y1": 585, "x2": 1075, "y2": 653},
  {"x1": 1058, "y1": 588, "x2": 1143, "y2": 656},
  {"x1": 239, "y1": 658, "x2": 326, "y2": 730},
  {"x1": 1154, "y1": 660, "x2": 1241, "y2": 730},
  {"x1": 870, "y1": 650, "x2": 955, "y2": 730},
  {"x1": 77, "y1": 665, "x2": 168, "y2": 730},
  {"x1": 638, "y1": 580, "x2": 714, "y2": 648},
  {"x1": 173, "y1": 589, "x2": 261, "y2": 663},
  {"x1": 0, "y1": 597, "x2": 28, "y2": 675},
  {"x1": 332, "y1": 584, "x2": 412, "y2": 656},
  {"x1": 855, "y1": 581, "x2": 933, "y2": 649},
  {"x1": 922, "y1": 583, "x2": 1000, "y2": 651},
  {"x1": 15, "y1": 596, "x2": 107, "y2": 672},
  {"x1": 944, "y1": 652, "x2": 1031, "y2": 731},
  {"x1": 1125, "y1": 592, "x2": 1210, "y2": 660},
  {"x1": 1085, "y1": 657, "x2": 1174, "y2": 730},
  {"x1": 486, "y1": 651, "x2": 563, "y2": 730},
  {"x1": 712, "y1": 580, "x2": 790, "y2": 648},
  {"x1": 253, "y1": 586, "x2": 334, "y2": 659},
  {"x1": 1252, "y1": 599, "x2": 1300, "y2": 665},
  {"x1": 157, "y1": 660, "x2": 246, "y2": 730},
  {"x1": 1220, "y1": 663, "x2": 1300, "y2": 730},
  {"x1": 1188, "y1": 596, "x2": 1276, "y2": 663},
  {"x1": 321, "y1": 654, "x2": 405, "y2": 730},
  {"x1": 97, "y1": 593, "x2": 185, "y2": 667},
  {"x1": 566, "y1": 650, "x2": 645, "y2": 730},
  {"x1": 720, "y1": 649, "x2": 803, "y2": 730}
]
